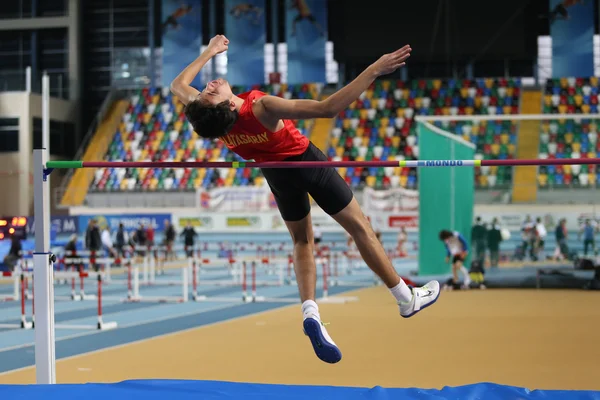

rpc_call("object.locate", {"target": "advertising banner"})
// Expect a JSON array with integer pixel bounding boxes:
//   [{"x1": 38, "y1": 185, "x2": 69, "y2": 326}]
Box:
[
  {"x1": 362, "y1": 187, "x2": 419, "y2": 213},
  {"x1": 161, "y1": 0, "x2": 203, "y2": 87},
  {"x1": 197, "y1": 187, "x2": 274, "y2": 212},
  {"x1": 225, "y1": 0, "x2": 266, "y2": 85},
  {"x1": 78, "y1": 214, "x2": 172, "y2": 234},
  {"x1": 549, "y1": 0, "x2": 594, "y2": 77},
  {"x1": 285, "y1": 0, "x2": 327, "y2": 84},
  {"x1": 26, "y1": 216, "x2": 79, "y2": 237}
]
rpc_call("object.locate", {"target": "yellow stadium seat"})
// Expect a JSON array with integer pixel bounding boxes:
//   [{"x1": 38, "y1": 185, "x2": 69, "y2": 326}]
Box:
[
  {"x1": 591, "y1": 77, "x2": 598, "y2": 87},
  {"x1": 366, "y1": 176, "x2": 376, "y2": 187},
  {"x1": 123, "y1": 141, "x2": 131, "y2": 151},
  {"x1": 174, "y1": 120, "x2": 183, "y2": 131},
  {"x1": 573, "y1": 142, "x2": 581, "y2": 152},
  {"x1": 558, "y1": 105, "x2": 567, "y2": 114},
  {"x1": 187, "y1": 140, "x2": 195, "y2": 150},
  {"x1": 465, "y1": 107, "x2": 474, "y2": 115},
  {"x1": 198, "y1": 149, "x2": 206, "y2": 159},
  {"x1": 342, "y1": 119, "x2": 351, "y2": 129},
  {"x1": 366, "y1": 89, "x2": 374, "y2": 99},
  {"x1": 356, "y1": 127, "x2": 365, "y2": 137},
  {"x1": 560, "y1": 77, "x2": 568, "y2": 88},
  {"x1": 396, "y1": 108, "x2": 404, "y2": 118},
  {"x1": 563, "y1": 165, "x2": 571, "y2": 174},
  {"x1": 582, "y1": 104, "x2": 591, "y2": 114},
  {"x1": 176, "y1": 149, "x2": 184, "y2": 161},
  {"x1": 280, "y1": 83, "x2": 288, "y2": 92},
  {"x1": 508, "y1": 144, "x2": 516, "y2": 155},
  {"x1": 382, "y1": 81, "x2": 390, "y2": 91},
  {"x1": 490, "y1": 165, "x2": 498, "y2": 175},
  {"x1": 254, "y1": 176, "x2": 264, "y2": 187},
  {"x1": 330, "y1": 137, "x2": 339, "y2": 147},
  {"x1": 392, "y1": 136, "x2": 401, "y2": 147},
  {"x1": 413, "y1": 98, "x2": 422, "y2": 108},
  {"x1": 213, "y1": 148, "x2": 221, "y2": 158},
  {"x1": 575, "y1": 95, "x2": 583, "y2": 106},
  {"x1": 485, "y1": 78, "x2": 493, "y2": 89},
  {"x1": 153, "y1": 94, "x2": 160, "y2": 105},
  {"x1": 355, "y1": 156, "x2": 365, "y2": 162},
  {"x1": 442, "y1": 107, "x2": 450, "y2": 116},
  {"x1": 537, "y1": 174, "x2": 548, "y2": 187},
  {"x1": 150, "y1": 178, "x2": 158, "y2": 190},
  {"x1": 120, "y1": 180, "x2": 128, "y2": 190},
  {"x1": 433, "y1": 79, "x2": 441, "y2": 90},
  {"x1": 589, "y1": 173, "x2": 596, "y2": 184},
  {"x1": 544, "y1": 95, "x2": 552, "y2": 106},
  {"x1": 565, "y1": 133, "x2": 573, "y2": 144},
  {"x1": 156, "y1": 130, "x2": 164, "y2": 141},
  {"x1": 399, "y1": 175, "x2": 408, "y2": 187},
  {"x1": 338, "y1": 167, "x2": 347, "y2": 177},
  {"x1": 394, "y1": 167, "x2": 402, "y2": 176},
  {"x1": 359, "y1": 109, "x2": 368, "y2": 119},
  {"x1": 589, "y1": 152, "x2": 597, "y2": 158},
  {"x1": 348, "y1": 101, "x2": 355, "y2": 110},
  {"x1": 336, "y1": 147, "x2": 344, "y2": 157},
  {"x1": 225, "y1": 177, "x2": 234, "y2": 187},
  {"x1": 194, "y1": 178, "x2": 202, "y2": 187},
  {"x1": 463, "y1": 134, "x2": 470, "y2": 143},
  {"x1": 474, "y1": 97, "x2": 482, "y2": 108},
  {"x1": 502, "y1": 106, "x2": 511, "y2": 115},
  {"x1": 139, "y1": 169, "x2": 147, "y2": 179},
  {"x1": 143, "y1": 113, "x2": 151, "y2": 125},
  {"x1": 380, "y1": 117, "x2": 389, "y2": 127},
  {"x1": 362, "y1": 137, "x2": 370, "y2": 146},
  {"x1": 460, "y1": 88, "x2": 468, "y2": 98},
  {"x1": 227, "y1": 169, "x2": 236, "y2": 179},
  {"x1": 478, "y1": 175, "x2": 488, "y2": 187},
  {"x1": 540, "y1": 122, "x2": 549, "y2": 133},
  {"x1": 500, "y1": 134, "x2": 509, "y2": 145},
  {"x1": 506, "y1": 87, "x2": 514, "y2": 97},
  {"x1": 152, "y1": 141, "x2": 160, "y2": 152},
  {"x1": 140, "y1": 149, "x2": 148, "y2": 159}
]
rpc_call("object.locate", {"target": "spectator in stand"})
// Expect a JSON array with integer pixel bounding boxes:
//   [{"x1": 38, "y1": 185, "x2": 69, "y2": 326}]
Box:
[
  {"x1": 487, "y1": 218, "x2": 503, "y2": 268},
  {"x1": 181, "y1": 221, "x2": 198, "y2": 257},
  {"x1": 554, "y1": 219, "x2": 569, "y2": 260},
  {"x1": 579, "y1": 219, "x2": 598, "y2": 256},
  {"x1": 471, "y1": 217, "x2": 487, "y2": 265},
  {"x1": 534, "y1": 217, "x2": 547, "y2": 261},
  {"x1": 313, "y1": 223, "x2": 322, "y2": 253},
  {"x1": 164, "y1": 219, "x2": 176, "y2": 260},
  {"x1": 114, "y1": 223, "x2": 128, "y2": 258},
  {"x1": 397, "y1": 227, "x2": 408, "y2": 257}
]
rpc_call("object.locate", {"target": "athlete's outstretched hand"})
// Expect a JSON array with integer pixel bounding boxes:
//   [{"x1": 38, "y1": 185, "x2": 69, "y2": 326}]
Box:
[
  {"x1": 207, "y1": 34, "x2": 229, "y2": 55},
  {"x1": 371, "y1": 45, "x2": 412, "y2": 76}
]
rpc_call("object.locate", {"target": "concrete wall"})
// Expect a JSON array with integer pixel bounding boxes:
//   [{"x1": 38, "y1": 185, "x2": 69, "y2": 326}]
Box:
[{"x1": 0, "y1": 92, "x2": 77, "y2": 215}]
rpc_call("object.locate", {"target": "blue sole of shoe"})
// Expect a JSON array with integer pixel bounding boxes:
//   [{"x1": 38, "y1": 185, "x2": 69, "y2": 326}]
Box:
[
  {"x1": 401, "y1": 287, "x2": 441, "y2": 318},
  {"x1": 303, "y1": 318, "x2": 342, "y2": 364}
]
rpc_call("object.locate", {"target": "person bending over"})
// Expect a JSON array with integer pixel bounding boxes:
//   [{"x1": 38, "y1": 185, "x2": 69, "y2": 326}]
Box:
[
  {"x1": 439, "y1": 230, "x2": 471, "y2": 290},
  {"x1": 170, "y1": 34, "x2": 440, "y2": 364}
]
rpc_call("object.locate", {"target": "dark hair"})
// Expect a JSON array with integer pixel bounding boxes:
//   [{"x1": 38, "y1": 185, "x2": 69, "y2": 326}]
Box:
[
  {"x1": 439, "y1": 230, "x2": 453, "y2": 240},
  {"x1": 184, "y1": 99, "x2": 238, "y2": 139}
]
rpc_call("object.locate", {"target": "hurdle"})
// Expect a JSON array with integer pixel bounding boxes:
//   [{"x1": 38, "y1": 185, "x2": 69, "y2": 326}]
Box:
[
  {"x1": 0, "y1": 269, "x2": 117, "y2": 331},
  {"x1": 316, "y1": 256, "x2": 359, "y2": 304},
  {"x1": 0, "y1": 268, "x2": 22, "y2": 302},
  {"x1": 328, "y1": 252, "x2": 381, "y2": 288},
  {"x1": 193, "y1": 261, "x2": 297, "y2": 304},
  {"x1": 124, "y1": 263, "x2": 188, "y2": 303},
  {"x1": 0, "y1": 273, "x2": 33, "y2": 329}
]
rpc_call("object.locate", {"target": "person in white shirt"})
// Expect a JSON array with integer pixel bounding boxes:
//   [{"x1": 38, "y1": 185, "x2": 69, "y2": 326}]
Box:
[
  {"x1": 534, "y1": 217, "x2": 547, "y2": 261},
  {"x1": 101, "y1": 227, "x2": 116, "y2": 258},
  {"x1": 439, "y1": 229, "x2": 471, "y2": 289}
]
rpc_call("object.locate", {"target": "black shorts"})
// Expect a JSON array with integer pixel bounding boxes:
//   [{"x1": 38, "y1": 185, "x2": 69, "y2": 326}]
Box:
[
  {"x1": 315, "y1": 237, "x2": 322, "y2": 244},
  {"x1": 260, "y1": 142, "x2": 353, "y2": 222},
  {"x1": 452, "y1": 254, "x2": 465, "y2": 263}
]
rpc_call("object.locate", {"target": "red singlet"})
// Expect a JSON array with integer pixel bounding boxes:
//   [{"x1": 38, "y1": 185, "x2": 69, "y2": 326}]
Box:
[{"x1": 220, "y1": 90, "x2": 309, "y2": 162}]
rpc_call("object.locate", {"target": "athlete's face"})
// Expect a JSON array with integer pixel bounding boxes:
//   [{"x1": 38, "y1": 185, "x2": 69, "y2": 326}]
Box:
[{"x1": 199, "y1": 78, "x2": 233, "y2": 108}]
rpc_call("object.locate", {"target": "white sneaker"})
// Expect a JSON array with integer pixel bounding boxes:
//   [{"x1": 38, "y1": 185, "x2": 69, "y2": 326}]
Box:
[
  {"x1": 303, "y1": 314, "x2": 342, "y2": 364},
  {"x1": 398, "y1": 280, "x2": 441, "y2": 318}
]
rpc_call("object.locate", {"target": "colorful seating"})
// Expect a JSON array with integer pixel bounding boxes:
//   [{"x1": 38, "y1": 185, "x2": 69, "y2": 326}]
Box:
[
  {"x1": 327, "y1": 78, "x2": 521, "y2": 189},
  {"x1": 90, "y1": 83, "x2": 321, "y2": 191},
  {"x1": 538, "y1": 77, "x2": 599, "y2": 188}
]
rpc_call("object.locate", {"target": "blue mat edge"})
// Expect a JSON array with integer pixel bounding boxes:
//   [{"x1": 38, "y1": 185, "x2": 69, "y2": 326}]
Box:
[{"x1": 0, "y1": 380, "x2": 599, "y2": 399}]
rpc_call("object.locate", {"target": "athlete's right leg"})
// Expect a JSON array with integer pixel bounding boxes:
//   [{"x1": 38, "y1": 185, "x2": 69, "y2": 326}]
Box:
[{"x1": 260, "y1": 165, "x2": 342, "y2": 364}]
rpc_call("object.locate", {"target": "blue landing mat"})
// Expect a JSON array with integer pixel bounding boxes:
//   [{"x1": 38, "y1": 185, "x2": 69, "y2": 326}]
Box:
[{"x1": 1, "y1": 380, "x2": 599, "y2": 399}]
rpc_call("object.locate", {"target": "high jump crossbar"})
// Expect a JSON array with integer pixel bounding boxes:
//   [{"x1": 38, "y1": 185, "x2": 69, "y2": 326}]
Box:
[{"x1": 45, "y1": 157, "x2": 600, "y2": 172}]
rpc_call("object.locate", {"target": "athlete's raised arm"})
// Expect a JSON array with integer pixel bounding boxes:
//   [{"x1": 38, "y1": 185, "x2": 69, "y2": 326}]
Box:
[
  {"x1": 170, "y1": 35, "x2": 229, "y2": 105},
  {"x1": 257, "y1": 44, "x2": 411, "y2": 123}
]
